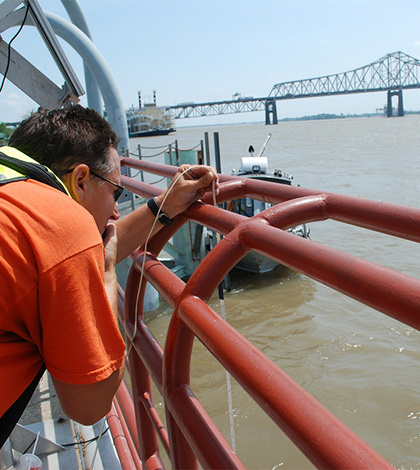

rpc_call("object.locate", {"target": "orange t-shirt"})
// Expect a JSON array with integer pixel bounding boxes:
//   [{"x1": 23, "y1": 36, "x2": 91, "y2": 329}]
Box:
[{"x1": 0, "y1": 179, "x2": 126, "y2": 418}]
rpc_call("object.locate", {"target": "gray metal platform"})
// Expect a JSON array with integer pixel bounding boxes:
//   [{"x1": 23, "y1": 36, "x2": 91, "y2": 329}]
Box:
[{"x1": 1, "y1": 372, "x2": 122, "y2": 470}]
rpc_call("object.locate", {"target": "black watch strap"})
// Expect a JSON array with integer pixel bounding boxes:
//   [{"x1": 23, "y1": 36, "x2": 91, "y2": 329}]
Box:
[{"x1": 147, "y1": 197, "x2": 173, "y2": 226}]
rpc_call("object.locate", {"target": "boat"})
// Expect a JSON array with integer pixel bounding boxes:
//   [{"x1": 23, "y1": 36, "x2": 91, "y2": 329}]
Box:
[
  {"x1": 228, "y1": 134, "x2": 310, "y2": 273},
  {"x1": 126, "y1": 91, "x2": 176, "y2": 138}
]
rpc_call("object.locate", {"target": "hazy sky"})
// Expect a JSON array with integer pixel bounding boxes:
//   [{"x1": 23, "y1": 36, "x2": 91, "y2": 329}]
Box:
[{"x1": 1, "y1": 0, "x2": 420, "y2": 125}]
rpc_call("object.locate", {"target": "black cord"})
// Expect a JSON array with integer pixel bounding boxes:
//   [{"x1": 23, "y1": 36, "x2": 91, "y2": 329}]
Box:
[
  {"x1": 21, "y1": 426, "x2": 110, "y2": 454},
  {"x1": 22, "y1": 437, "x2": 37, "y2": 455},
  {"x1": 61, "y1": 426, "x2": 110, "y2": 448},
  {"x1": 0, "y1": 3, "x2": 30, "y2": 94}
]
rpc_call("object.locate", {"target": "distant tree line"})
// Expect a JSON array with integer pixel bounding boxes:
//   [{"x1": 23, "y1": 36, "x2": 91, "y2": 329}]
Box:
[
  {"x1": 280, "y1": 112, "x2": 376, "y2": 122},
  {"x1": 280, "y1": 110, "x2": 420, "y2": 122}
]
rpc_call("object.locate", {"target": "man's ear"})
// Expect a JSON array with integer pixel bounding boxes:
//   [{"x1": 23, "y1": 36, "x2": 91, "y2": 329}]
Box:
[{"x1": 65, "y1": 164, "x2": 90, "y2": 203}]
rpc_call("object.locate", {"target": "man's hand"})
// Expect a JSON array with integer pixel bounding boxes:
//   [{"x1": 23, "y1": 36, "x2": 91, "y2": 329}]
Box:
[
  {"x1": 114, "y1": 165, "x2": 219, "y2": 264},
  {"x1": 102, "y1": 223, "x2": 118, "y2": 319},
  {"x1": 103, "y1": 223, "x2": 118, "y2": 273},
  {"x1": 155, "y1": 164, "x2": 219, "y2": 218}
]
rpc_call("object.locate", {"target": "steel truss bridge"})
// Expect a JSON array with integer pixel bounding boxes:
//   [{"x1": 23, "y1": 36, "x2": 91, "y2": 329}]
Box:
[{"x1": 167, "y1": 52, "x2": 420, "y2": 123}]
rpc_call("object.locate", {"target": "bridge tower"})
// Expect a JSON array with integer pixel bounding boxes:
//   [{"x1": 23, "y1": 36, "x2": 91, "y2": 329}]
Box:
[
  {"x1": 387, "y1": 89, "x2": 404, "y2": 117},
  {"x1": 265, "y1": 98, "x2": 278, "y2": 125}
]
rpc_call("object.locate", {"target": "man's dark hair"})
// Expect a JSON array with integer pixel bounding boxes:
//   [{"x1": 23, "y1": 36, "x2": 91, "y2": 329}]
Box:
[{"x1": 9, "y1": 105, "x2": 119, "y2": 176}]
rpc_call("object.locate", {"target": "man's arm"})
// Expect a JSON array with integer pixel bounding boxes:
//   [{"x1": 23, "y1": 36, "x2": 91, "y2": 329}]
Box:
[
  {"x1": 52, "y1": 224, "x2": 125, "y2": 425},
  {"x1": 52, "y1": 166, "x2": 218, "y2": 424},
  {"x1": 51, "y1": 367, "x2": 124, "y2": 425},
  {"x1": 115, "y1": 164, "x2": 219, "y2": 264}
]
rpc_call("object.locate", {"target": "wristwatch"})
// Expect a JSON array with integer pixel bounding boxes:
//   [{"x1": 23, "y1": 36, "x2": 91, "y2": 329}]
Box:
[{"x1": 147, "y1": 197, "x2": 173, "y2": 226}]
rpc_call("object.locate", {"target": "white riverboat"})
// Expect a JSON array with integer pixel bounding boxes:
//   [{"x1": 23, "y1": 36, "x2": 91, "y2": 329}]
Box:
[{"x1": 126, "y1": 92, "x2": 176, "y2": 138}]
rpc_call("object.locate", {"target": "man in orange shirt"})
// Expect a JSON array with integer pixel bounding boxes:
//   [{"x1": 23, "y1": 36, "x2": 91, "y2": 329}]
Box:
[{"x1": 0, "y1": 105, "x2": 219, "y2": 447}]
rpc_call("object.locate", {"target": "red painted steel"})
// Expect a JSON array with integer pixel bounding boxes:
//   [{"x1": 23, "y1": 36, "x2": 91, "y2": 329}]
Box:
[
  {"x1": 114, "y1": 381, "x2": 142, "y2": 465},
  {"x1": 142, "y1": 392, "x2": 170, "y2": 456},
  {"x1": 106, "y1": 402, "x2": 138, "y2": 469},
  {"x1": 115, "y1": 156, "x2": 420, "y2": 469},
  {"x1": 113, "y1": 395, "x2": 143, "y2": 469}
]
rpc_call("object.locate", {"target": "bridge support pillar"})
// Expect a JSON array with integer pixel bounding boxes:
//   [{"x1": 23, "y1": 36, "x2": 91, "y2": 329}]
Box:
[
  {"x1": 387, "y1": 90, "x2": 404, "y2": 117},
  {"x1": 265, "y1": 99, "x2": 278, "y2": 125}
]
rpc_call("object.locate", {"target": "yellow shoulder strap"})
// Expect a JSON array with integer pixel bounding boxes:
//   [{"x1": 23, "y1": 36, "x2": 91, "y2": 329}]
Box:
[{"x1": 0, "y1": 146, "x2": 71, "y2": 197}]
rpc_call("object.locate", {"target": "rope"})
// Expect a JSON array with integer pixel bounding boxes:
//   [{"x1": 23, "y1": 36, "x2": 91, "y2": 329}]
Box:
[
  {"x1": 126, "y1": 165, "x2": 204, "y2": 356},
  {"x1": 149, "y1": 176, "x2": 166, "y2": 185},
  {"x1": 138, "y1": 142, "x2": 176, "y2": 150},
  {"x1": 212, "y1": 186, "x2": 236, "y2": 453},
  {"x1": 128, "y1": 170, "x2": 142, "y2": 179},
  {"x1": 129, "y1": 149, "x2": 168, "y2": 159},
  {"x1": 177, "y1": 143, "x2": 202, "y2": 152},
  {"x1": 125, "y1": 167, "x2": 236, "y2": 453},
  {"x1": 90, "y1": 418, "x2": 106, "y2": 469},
  {"x1": 128, "y1": 142, "x2": 201, "y2": 160},
  {"x1": 127, "y1": 169, "x2": 165, "y2": 185},
  {"x1": 138, "y1": 142, "x2": 200, "y2": 151}
]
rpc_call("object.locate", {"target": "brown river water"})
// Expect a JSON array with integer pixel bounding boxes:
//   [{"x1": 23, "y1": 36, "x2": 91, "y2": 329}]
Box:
[{"x1": 128, "y1": 115, "x2": 420, "y2": 469}]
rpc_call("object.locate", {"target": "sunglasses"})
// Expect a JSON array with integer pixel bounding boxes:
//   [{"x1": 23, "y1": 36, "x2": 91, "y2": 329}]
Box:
[
  {"x1": 90, "y1": 170, "x2": 125, "y2": 202},
  {"x1": 63, "y1": 168, "x2": 125, "y2": 202}
]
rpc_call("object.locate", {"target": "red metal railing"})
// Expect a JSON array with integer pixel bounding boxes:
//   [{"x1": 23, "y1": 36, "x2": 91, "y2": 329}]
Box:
[{"x1": 110, "y1": 156, "x2": 420, "y2": 469}]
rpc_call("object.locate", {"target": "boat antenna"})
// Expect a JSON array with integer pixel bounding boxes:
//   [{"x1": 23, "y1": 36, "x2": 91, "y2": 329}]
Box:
[
  {"x1": 256, "y1": 133, "x2": 272, "y2": 158},
  {"x1": 126, "y1": 168, "x2": 237, "y2": 453}
]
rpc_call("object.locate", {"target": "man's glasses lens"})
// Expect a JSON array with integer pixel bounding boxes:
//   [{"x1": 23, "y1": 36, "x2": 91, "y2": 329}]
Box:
[
  {"x1": 61, "y1": 167, "x2": 125, "y2": 202},
  {"x1": 90, "y1": 170, "x2": 125, "y2": 202},
  {"x1": 113, "y1": 186, "x2": 124, "y2": 202}
]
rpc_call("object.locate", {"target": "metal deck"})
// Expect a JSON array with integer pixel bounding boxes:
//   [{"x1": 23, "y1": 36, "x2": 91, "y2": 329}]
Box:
[{"x1": 2, "y1": 373, "x2": 121, "y2": 470}]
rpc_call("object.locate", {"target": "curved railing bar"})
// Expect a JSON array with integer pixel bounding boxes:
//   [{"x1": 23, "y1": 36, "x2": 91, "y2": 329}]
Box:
[
  {"x1": 160, "y1": 197, "x2": 414, "y2": 468},
  {"x1": 120, "y1": 157, "x2": 420, "y2": 468},
  {"x1": 121, "y1": 156, "x2": 420, "y2": 243}
]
